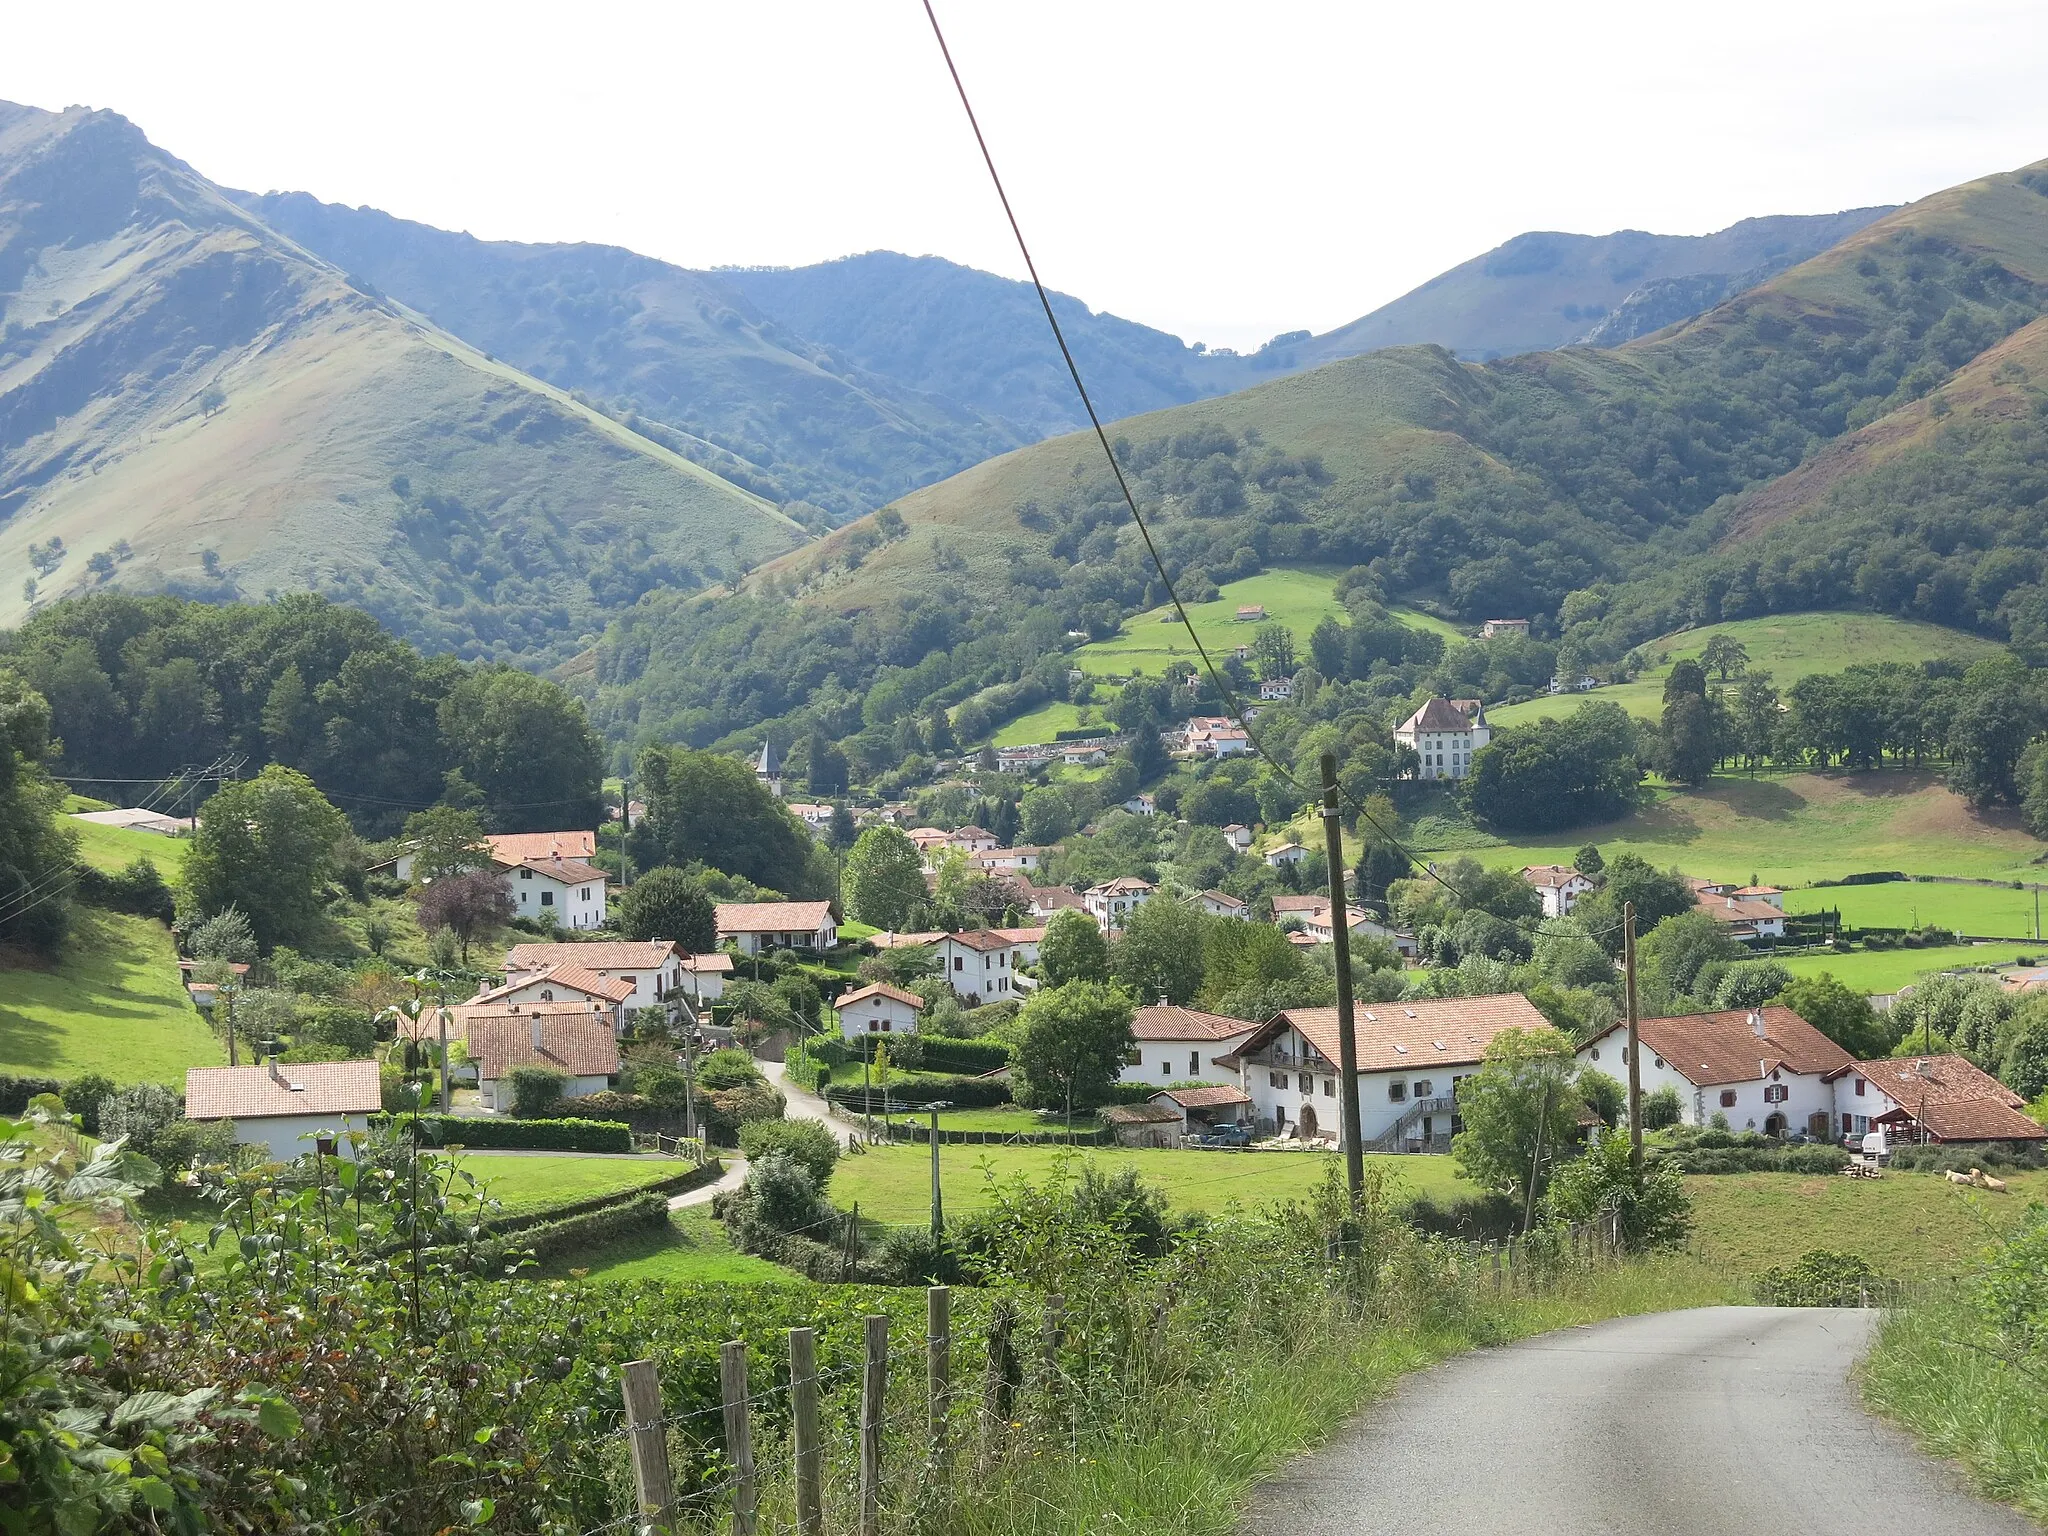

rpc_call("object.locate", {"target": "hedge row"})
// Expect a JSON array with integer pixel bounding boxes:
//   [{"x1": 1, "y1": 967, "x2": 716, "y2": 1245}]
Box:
[
  {"x1": 1665, "y1": 1144, "x2": 1849, "y2": 1174},
  {"x1": 485, "y1": 1163, "x2": 720, "y2": 1236},
  {"x1": 826, "y1": 1076, "x2": 1012, "y2": 1110},
  {"x1": 882, "y1": 1121, "x2": 1111, "y2": 1147},
  {"x1": 385, "y1": 1114, "x2": 632, "y2": 1153},
  {"x1": 851, "y1": 1036, "x2": 1011, "y2": 1075},
  {"x1": 0, "y1": 1075, "x2": 67, "y2": 1115}
]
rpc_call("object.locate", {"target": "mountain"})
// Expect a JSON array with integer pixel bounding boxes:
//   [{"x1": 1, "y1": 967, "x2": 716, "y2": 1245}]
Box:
[
  {"x1": 589, "y1": 157, "x2": 2048, "y2": 749},
  {"x1": 237, "y1": 194, "x2": 1025, "y2": 521},
  {"x1": 0, "y1": 101, "x2": 803, "y2": 660},
  {"x1": 1286, "y1": 209, "x2": 1896, "y2": 365}
]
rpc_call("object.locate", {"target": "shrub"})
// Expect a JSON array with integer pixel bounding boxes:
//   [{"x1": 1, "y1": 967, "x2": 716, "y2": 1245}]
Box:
[
  {"x1": 1401, "y1": 1191, "x2": 1523, "y2": 1241},
  {"x1": 1544, "y1": 1135, "x2": 1693, "y2": 1251},
  {"x1": 740, "y1": 1118, "x2": 840, "y2": 1187},
  {"x1": 1889, "y1": 1143, "x2": 2048, "y2": 1174},
  {"x1": 719, "y1": 1151, "x2": 837, "y2": 1256},
  {"x1": 1756, "y1": 1248, "x2": 1883, "y2": 1306},
  {"x1": 509, "y1": 1065, "x2": 568, "y2": 1118},
  {"x1": 97, "y1": 1081, "x2": 184, "y2": 1159},
  {"x1": 695, "y1": 1048, "x2": 764, "y2": 1090},
  {"x1": 874, "y1": 1226, "x2": 961, "y2": 1286},
  {"x1": 61, "y1": 1073, "x2": 117, "y2": 1135},
  {"x1": 187, "y1": 906, "x2": 257, "y2": 963},
  {"x1": 853, "y1": 1035, "x2": 1010, "y2": 1075},
  {"x1": 826, "y1": 1076, "x2": 1013, "y2": 1110},
  {"x1": 73, "y1": 857, "x2": 175, "y2": 922},
  {"x1": 148, "y1": 1116, "x2": 238, "y2": 1171},
  {"x1": 1640, "y1": 1085, "x2": 1682, "y2": 1130},
  {"x1": 299, "y1": 1003, "x2": 378, "y2": 1056},
  {"x1": 699, "y1": 1080, "x2": 786, "y2": 1142},
  {"x1": 0, "y1": 1074, "x2": 64, "y2": 1115}
]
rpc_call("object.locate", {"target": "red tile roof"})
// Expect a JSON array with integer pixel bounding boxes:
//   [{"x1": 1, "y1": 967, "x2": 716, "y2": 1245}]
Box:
[
  {"x1": 505, "y1": 940, "x2": 678, "y2": 972},
  {"x1": 485, "y1": 830, "x2": 596, "y2": 862},
  {"x1": 466, "y1": 1014, "x2": 621, "y2": 1080},
  {"x1": 837, "y1": 982, "x2": 926, "y2": 1011},
  {"x1": 471, "y1": 965, "x2": 634, "y2": 1006},
  {"x1": 715, "y1": 901, "x2": 836, "y2": 934},
  {"x1": 1522, "y1": 864, "x2": 1590, "y2": 889},
  {"x1": 1594, "y1": 1007, "x2": 1852, "y2": 1086},
  {"x1": 1838, "y1": 1054, "x2": 2045, "y2": 1142},
  {"x1": 942, "y1": 929, "x2": 1015, "y2": 953},
  {"x1": 1270, "y1": 894, "x2": 1327, "y2": 915},
  {"x1": 186, "y1": 1061, "x2": 382, "y2": 1120},
  {"x1": 1399, "y1": 697, "x2": 1481, "y2": 733},
  {"x1": 501, "y1": 855, "x2": 609, "y2": 885},
  {"x1": 1154, "y1": 1085, "x2": 1252, "y2": 1109},
  {"x1": 1132, "y1": 1005, "x2": 1255, "y2": 1042},
  {"x1": 1233, "y1": 994, "x2": 1550, "y2": 1073}
]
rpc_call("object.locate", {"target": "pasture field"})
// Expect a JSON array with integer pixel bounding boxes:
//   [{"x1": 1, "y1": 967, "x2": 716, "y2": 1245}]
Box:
[
  {"x1": 1782, "y1": 880, "x2": 2046, "y2": 939},
  {"x1": 1685, "y1": 1169, "x2": 2047, "y2": 1280},
  {"x1": 1424, "y1": 770, "x2": 2044, "y2": 887},
  {"x1": 460, "y1": 1152, "x2": 698, "y2": 1216},
  {"x1": 0, "y1": 907, "x2": 221, "y2": 1083},
  {"x1": 1774, "y1": 945, "x2": 2038, "y2": 994},
  {"x1": 827, "y1": 1144, "x2": 1471, "y2": 1224},
  {"x1": 990, "y1": 699, "x2": 1117, "y2": 749},
  {"x1": 65, "y1": 812, "x2": 192, "y2": 877},
  {"x1": 1487, "y1": 612, "x2": 2000, "y2": 728}
]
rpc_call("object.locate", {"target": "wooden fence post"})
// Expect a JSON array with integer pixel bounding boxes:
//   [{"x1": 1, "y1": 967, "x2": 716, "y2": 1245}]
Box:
[
  {"x1": 790, "y1": 1327, "x2": 823, "y2": 1536},
  {"x1": 983, "y1": 1297, "x2": 1015, "y2": 1446},
  {"x1": 1040, "y1": 1293, "x2": 1065, "y2": 1387},
  {"x1": 928, "y1": 1285, "x2": 952, "y2": 1468},
  {"x1": 1506, "y1": 1235, "x2": 1518, "y2": 1292},
  {"x1": 860, "y1": 1314, "x2": 889, "y2": 1536},
  {"x1": 1490, "y1": 1241, "x2": 1502, "y2": 1294},
  {"x1": 621, "y1": 1359, "x2": 673, "y2": 1535},
  {"x1": 721, "y1": 1341, "x2": 757, "y2": 1536}
]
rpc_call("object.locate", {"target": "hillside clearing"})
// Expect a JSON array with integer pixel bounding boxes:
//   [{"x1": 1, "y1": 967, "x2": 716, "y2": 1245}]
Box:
[
  {"x1": 1775, "y1": 944, "x2": 2038, "y2": 995},
  {"x1": 1783, "y1": 880, "x2": 2046, "y2": 939},
  {"x1": 1486, "y1": 615, "x2": 1999, "y2": 728},
  {"x1": 0, "y1": 908, "x2": 220, "y2": 1083},
  {"x1": 68, "y1": 816, "x2": 192, "y2": 877}
]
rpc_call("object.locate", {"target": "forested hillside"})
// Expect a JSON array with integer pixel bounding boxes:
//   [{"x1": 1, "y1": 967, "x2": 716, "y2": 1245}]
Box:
[
  {"x1": 0, "y1": 102, "x2": 801, "y2": 656},
  {"x1": 591, "y1": 158, "x2": 2048, "y2": 759}
]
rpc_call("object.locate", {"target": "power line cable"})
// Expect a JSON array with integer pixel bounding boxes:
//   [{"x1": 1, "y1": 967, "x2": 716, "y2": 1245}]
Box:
[{"x1": 916, "y1": 0, "x2": 1613, "y2": 949}]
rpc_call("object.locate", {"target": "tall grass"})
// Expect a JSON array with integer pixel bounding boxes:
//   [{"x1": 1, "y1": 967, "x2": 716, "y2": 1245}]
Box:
[{"x1": 1862, "y1": 1295, "x2": 2048, "y2": 1523}]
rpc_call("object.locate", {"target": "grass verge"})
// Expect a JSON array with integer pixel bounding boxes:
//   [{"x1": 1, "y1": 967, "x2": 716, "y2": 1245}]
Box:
[
  {"x1": 527, "y1": 1206, "x2": 796, "y2": 1284},
  {"x1": 459, "y1": 1152, "x2": 694, "y2": 1216}
]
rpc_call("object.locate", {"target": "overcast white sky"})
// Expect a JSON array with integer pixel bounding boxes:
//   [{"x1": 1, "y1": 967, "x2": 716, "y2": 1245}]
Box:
[{"x1": 9, "y1": 1, "x2": 2048, "y2": 351}]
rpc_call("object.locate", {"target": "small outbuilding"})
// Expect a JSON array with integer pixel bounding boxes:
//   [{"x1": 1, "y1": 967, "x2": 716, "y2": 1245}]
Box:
[
  {"x1": 836, "y1": 982, "x2": 926, "y2": 1040},
  {"x1": 1101, "y1": 1102, "x2": 1185, "y2": 1148}
]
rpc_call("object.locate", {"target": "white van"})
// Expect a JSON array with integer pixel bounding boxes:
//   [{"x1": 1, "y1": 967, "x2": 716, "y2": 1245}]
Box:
[{"x1": 1860, "y1": 1128, "x2": 1890, "y2": 1163}]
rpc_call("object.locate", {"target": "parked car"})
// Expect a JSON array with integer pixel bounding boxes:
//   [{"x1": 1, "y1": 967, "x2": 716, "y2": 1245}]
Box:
[{"x1": 1189, "y1": 1122, "x2": 1250, "y2": 1147}]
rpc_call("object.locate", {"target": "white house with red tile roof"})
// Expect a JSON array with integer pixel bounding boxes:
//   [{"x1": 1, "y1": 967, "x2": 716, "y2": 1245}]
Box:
[
  {"x1": 1521, "y1": 864, "x2": 1595, "y2": 918},
  {"x1": 1576, "y1": 1006, "x2": 1852, "y2": 1136},
  {"x1": 1199, "y1": 889, "x2": 1250, "y2": 919},
  {"x1": 835, "y1": 982, "x2": 927, "y2": 1040},
  {"x1": 1084, "y1": 877, "x2": 1155, "y2": 932},
  {"x1": 462, "y1": 1010, "x2": 621, "y2": 1112},
  {"x1": 1222, "y1": 993, "x2": 1549, "y2": 1149},
  {"x1": 468, "y1": 965, "x2": 634, "y2": 1034},
  {"x1": 715, "y1": 900, "x2": 838, "y2": 955},
  {"x1": 934, "y1": 929, "x2": 1031, "y2": 1003},
  {"x1": 498, "y1": 853, "x2": 609, "y2": 929},
  {"x1": 1262, "y1": 841, "x2": 1307, "y2": 868},
  {"x1": 1825, "y1": 1054, "x2": 2045, "y2": 1145},
  {"x1": 1687, "y1": 879, "x2": 1787, "y2": 940},
  {"x1": 1150, "y1": 1084, "x2": 1254, "y2": 1133},
  {"x1": 1024, "y1": 884, "x2": 1085, "y2": 918},
  {"x1": 184, "y1": 1060, "x2": 382, "y2": 1162},
  {"x1": 503, "y1": 941, "x2": 683, "y2": 1011},
  {"x1": 1220, "y1": 823, "x2": 1254, "y2": 853},
  {"x1": 1121, "y1": 1004, "x2": 1259, "y2": 1087},
  {"x1": 1394, "y1": 697, "x2": 1490, "y2": 781},
  {"x1": 948, "y1": 826, "x2": 999, "y2": 854},
  {"x1": 677, "y1": 952, "x2": 733, "y2": 1004}
]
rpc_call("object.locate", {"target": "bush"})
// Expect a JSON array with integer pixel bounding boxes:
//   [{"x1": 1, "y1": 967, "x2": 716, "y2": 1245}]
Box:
[
  {"x1": 825, "y1": 1076, "x2": 1013, "y2": 1111},
  {"x1": 853, "y1": 1035, "x2": 1010, "y2": 1075},
  {"x1": 61, "y1": 1073, "x2": 116, "y2": 1135},
  {"x1": 739, "y1": 1118, "x2": 840, "y2": 1187},
  {"x1": 149, "y1": 1117, "x2": 238, "y2": 1171},
  {"x1": 509, "y1": 1065, "x2": 568, "y2": 1118},
  {"x1": 299, "y1": 1003, "x2": 378, "y2": 1057},
  {"x1": 97, "y1": 1081, "x2": 184, "y2": 1159},
  {"x1": 1756, "y1": 1248, "x2": 1884, "y2": 1306},
  {"x1": 1401, "y1": 1191, "x2": 1524, "y2": 1241},
  {"x1": 718, "y1": 1151, "x2": 838, "y2": 1257},
  {"x1": 1544, "y1": 1135, "x2": 1694, "y2": 1251},
  {"x1": 0, "y1": 1074, "x2": 64, "y2": 1115},
  {"x1": 402, "y1": 1114, "x2": 632, "y2": 1153},
  {"x1": 873, "y1": 1226, "x2": 962, "y2": 1286},
  {"x1": 73, "y1": 857, "x2": 175, "y2": 923},
  {"x1": 1640, "y1": 1085, "x2": 1682, "y2": 1130}
]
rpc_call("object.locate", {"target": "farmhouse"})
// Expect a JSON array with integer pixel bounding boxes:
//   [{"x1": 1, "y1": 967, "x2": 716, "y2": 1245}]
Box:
[
  {"x1": 934, "y1": 929, "x2": 1030, "y2": 1002},
  {"x1": 1394, "y1": 697, "x2": 1491, "y2": 782},
  {"x1": 1084, "y1": 876, "x2": 1155, "y2": 932},
  {"x1": 499, "y1": 853, "x2": 609, "y2": 930},
  {"x1": 1521, "y1": 864, "x2": 1595, "y2": 918},
  {"x1": 1688, "y1": 879, "x2": 1788, "y2": 940},
  {"x1": 71, "y1": 806, "x2": 190, "y2": 836},
  {"x1": 1263, "y1": 841, "x2": 1307, "y2": 868},
  {"x1": 1220, "y1": 824, "x2": 1254, "y2": 853},
  {"x1": 1199, "y1": 889, "x2": 1249, "y2": 918},
  {"x1": 1259, "y1": 677, "x2": 1294, "y2": 701},
  {"x1": 835, "y1": 982, "x2": 926, "y2": 1039},
  {"x1": 1825, "y1": 1054, "x2": 2046, "y2": 1145},
  {"x1": 503, "y1": 940, "x2": 683, "y2": 1011},
  {"x1": 1122, "y1": 1003, "x2": 1259, "y2": 1087},
  {"x1": 466, "y1": 965, "x2": 633, "y2": 1034},
  {"x1": 464, "y1": 1010, "x2": 621, "y2": 1112},
  {"x1": 975, "y1": 845, "x2": 1044, "y2": 874},
  {"x1": 1269, "y1": 893, "x2": 1326, "y2": 920},
  {"x1": 1223, "y1": 993, "x2": 1549, "y2": 1150},
  {"x1": 715, "y1": 900, "x2": 838, "y2": 955},
  {"x1": 486, "y1": 831, "x2": 596, "y2": 864},
  {"x1": 1122, "y1": 793, "x2": 1157, "y2": 816},
  {"x1": 1480, "y1": 619, "x2": 1529, "y2": 639},
  {"x1": 1576, "y1": 1007, "x2": 1851, "y2": 1136},
  {"x1": 1023, "y1": 884, "x2": 1086, "y2": 917},
  {"x1": 184, "y1": 1060, "x2": 381, "y2": 1163}
]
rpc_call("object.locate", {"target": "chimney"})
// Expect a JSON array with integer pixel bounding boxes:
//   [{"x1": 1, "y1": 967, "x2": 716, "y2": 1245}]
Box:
[
  {"x1": 1159, "y1": 995, "x2": 1169, "y2": 1008},
  {"x1": 1748, "y1": 1010, "x2": 1766, "y2": 1037}
]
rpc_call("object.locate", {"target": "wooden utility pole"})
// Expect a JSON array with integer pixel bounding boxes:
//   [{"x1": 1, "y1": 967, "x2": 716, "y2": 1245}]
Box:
[
  {"x1": 1624, "y1": 901, "x2": 1642, "y2": 1171},
  {"x1": 928, "y1": 1104, "x2": 945, "y2": 1244},
  {"x1": 859, "y1": 1314, "x2": 888, "y2": 1536},
  {"x1": 1318, "y1": 752, "x2": 1364, "y2": 1207}
]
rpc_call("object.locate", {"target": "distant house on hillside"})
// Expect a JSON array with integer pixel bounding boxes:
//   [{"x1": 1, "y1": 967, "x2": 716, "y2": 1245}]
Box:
[
  {"x1": 1259, "y1": 677, "x2": 1294, "y2": 701},
  {"x1": 1235, "y1": 605, "x2": 1267, "y2": 622},
  {"x1": 1084, "y1": 877, "x2": 1155, "y2": 932},
  {"x1": 836, "y1": 982, "x2": 925, "y2": 1040},
  {"x1": 715, "y1": 900, "x2": 838, "y2": 955},
  {"x1": 1522, "y1": 864, "x2": 1595, "y2": 918},
  {"x1": 1263, "y1": 841, "x2": 1306, "y2": 868},
  {"x1": 1199, "y1": 889, "x2": 1249, "y2": 919},
  {"x1": 503, "y1": 940, "x2": 683, "y2": 1011},
  {"x1": 1394, "y1": 697, "x2": 1491, "y2": 781},
  {"x1": 1688, "y1": 878, "x2": 1787, "y2": 941},
  {"x1": 1480, "y1": 619, "x2": 1529, "y2": 639},
  {"x1": 71, "y1": 807, "x2": 189, "y2": 836},
  {"x1": 497, "y1": 853, "x2": 608, "y2": 930}
]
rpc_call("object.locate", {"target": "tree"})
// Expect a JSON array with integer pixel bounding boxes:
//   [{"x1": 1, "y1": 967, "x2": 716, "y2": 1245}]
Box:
[
  {"x1": 1947, "y1": 664, "x2": 2041, "y2": 806},
  {"x1": 1012, "y1": 980, "x2": 1136, "y2": 1118},
  {"x1": 1038, "y1": 907, "x2": 1111, "y2": 986},
  {"x1": 1309, "y1": 616, "x2": 1348, "y2": 679},
  {"x1": 400, "y1": 806, "x2": 492, "y2": 884},
  {"x1": 1355, "y1": 838, "x2": 1410, "y2": 915},
  {"x1": 1656, "y1": 692, "x2": 1723, "y2": 787},
  {"x1": 840, "y1": 826, "x2": 927, "y2": 929},
  {"x1": 437, "y1": 667, "x2": 603, "y2": 833},
  {"x1": 1699, "y1": 634, "x2": 1749, "y2": 682},
  {"x1": 1450, "y1": 1025, "x2": 1584, "y2": 1208},
  {"x1": 0, "y1": 669, "x2": 77, "y2": 955},
  {"x1": 186, "y1": 906, "x2": 256, "y2": 963},
  {"x1": 1571, "y1": 854, "x2": 1697, "y2": 956},
  {"x1": 1711, "y1": 959, "x2": 1794, "y2": 1011},
  {"x1": 1733, "y1": 672, "x2": 1780, "y2": 776},
  {"x1": 1774, "y1": 972, "x2": 1894, "y2": 1059},
  {"x1": 1201, "y1": 918, "x2": 1302, "y2": 1005},
  {"x1": 826, "y1": 803, "x2": 858, "y2": 851},
  {"x1": 1465, "y1": 703, "x2": 1641, "y2": 831},
  {"x1": 1110, "y1": 897, "x2": 1209, "y2": 1006},
  {"x1": 634, "y1": 746, "x2": 816, "y2": 895},
  {"x1": 1636, "y1": 911, "x2": 1741, "y2": 1002},
  {"x1": 805, "y1": 730, "x2": 849, "y2": 796},
  {"x1": 1573, "y1": 844, "x2": 1603, "y2": 876},
  {"x1": 2000, "y1": 1003, "x2": 2048, "y2": 1099},
  {"x1": 180, "y1": 767, "x2": 348, "y2": 951},
  {"x1": 1251, "y1": 623, "x2": 1296, "y2": 680},
  {"x1": 617, "y1": 866, "x2": 717, "y2": 950},
  {"x1": 1545, "y1": 1129, "x2": 1693, "y2": 1252},
  {"x1": 414, "y1": 870, "x2": 514, "y2": 964}
]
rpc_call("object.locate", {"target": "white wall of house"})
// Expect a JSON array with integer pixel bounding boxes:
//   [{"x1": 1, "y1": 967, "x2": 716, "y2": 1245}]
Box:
[
  {"x1": 1577, "y1": 1031, "x2": 1835, "y2": 1135},
  {"x1": 479, "y1": 1073, "x2": 610, "y2": 1113},
  {"x1": 213, "y1": 1113, "x2": 372, "y2": 1163},
  {"x1": 837, "y1": 995, "x2": 923, "y2": 1040},
  {"x1": 935, "y1": 938, "x2": 1023, "y2": 1002},
  {"x1": 1234, "y1": 1025, "x2": 1481, "y2": 1147},
  {"x1": 728, "y1": 921, "x2": 837, "y2": 955},
  {"x1": 506, "y1": 866, "x2": 607, "y2": 929},
  {"x1": 1120, "y1": 1032, "x2": 1254, "y2": 1087}
]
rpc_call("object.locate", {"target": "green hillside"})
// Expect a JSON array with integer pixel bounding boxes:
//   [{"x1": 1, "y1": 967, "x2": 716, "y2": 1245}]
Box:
[
  {"x1": 1487, "y1": 612, "x2": 1999, "y2": 727},
  {"x1": 0, "y1": 102, "x2": 801, "y2": 662},
  {"x1": 0, "y1": 908, "x2": 220, "y2": 1083}
]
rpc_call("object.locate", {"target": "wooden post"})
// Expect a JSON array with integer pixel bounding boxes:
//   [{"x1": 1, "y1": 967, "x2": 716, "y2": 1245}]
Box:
[
  {"x1": 1490, "y1": 1241, "x2": 1502, "y2": 1294},
  {"x1": 928, "y1": 1285, "x2": 952, "y2": 1468},
  {"x1": 721, "y1": 1341, "x2": 757, "y2": 1536},
  {"x1": 1040, "y1": 1293, "x2": 1065, "y2": 1393},
  {"x1": 1506, "y1": 1234, "x2": 1519, "y2": 1292},
  {"x1": 620, "y1": 1359, "x2": 673, "y2": 1534},
  {"x1": 983, "y1": 1297, "x2": 1015, "y2": 1445},
  {"x1": 1624, "y1": 902, "x2": 1643, "y2": 1171},
  {"x1": 860, "y1": 1314, "x2": 889, "y2": 1536},
  {"x1": 1318, "y1": 752, "x2": 1366, "y2": 1209},
  {"x1": 789, "y1": 1327, "x2": 823, "y2": 1536}
]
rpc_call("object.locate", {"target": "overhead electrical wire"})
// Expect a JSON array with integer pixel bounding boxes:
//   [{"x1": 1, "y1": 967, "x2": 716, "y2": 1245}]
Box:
[{"x1": 916, "y1": 0, "x2": 1613, "y2": 948}]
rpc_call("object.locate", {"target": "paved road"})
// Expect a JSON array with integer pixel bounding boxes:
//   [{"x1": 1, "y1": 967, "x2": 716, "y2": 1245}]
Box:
[
  {"x1": 670, "y1": 1157, "x2": 745, "y2": 1209},
  {"x1": 760, "y1": 1058, "x2": 857, "y2": 1146},
  {"x1": 1240, "y1": 1306, "x2": 2036, "y2": 1536}
]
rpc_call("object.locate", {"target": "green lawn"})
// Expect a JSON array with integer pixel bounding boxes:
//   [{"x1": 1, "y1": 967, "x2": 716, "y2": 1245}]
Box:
[
  {"x1": 67, "y1": 814, "x2": 191, "y2": 877},
  {"x1": 528, "y1": 1207, "x2": 794, "y2": 1284},
  {"x1": 1488, "y1": 612, "x2": 1999, "y2": 728},
  {"x1": 458, "y1": 1153, "x2": 694, "y2": 1216},
  {"x1": 1783, "y1": 880, "x2": 2047, "y2": 939},
  {"x1": 990, "y1": 698, "x2": 1119, "y2": 749},
  {"x1": 1415, "y1": 770, "x2": 2045, "y2": 887},
  {"x1": 0, "y1": 907, "x2": 221, "y2": 1083},
  {"x1": 1687, "y1": 1169, "x2": 2048, "y2": 1280},
  {"x1": 828, "y1": 1144, "x2": 1471, "y2": 1224},
  {"x1": 1775, "y1": 944, "x2": 2039, "y2": 994}
]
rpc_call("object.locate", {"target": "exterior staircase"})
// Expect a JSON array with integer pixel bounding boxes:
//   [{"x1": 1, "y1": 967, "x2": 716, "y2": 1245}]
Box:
[{"x1": 1365, "y1": 1095, "x2": 1456, "y2": 1153}]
